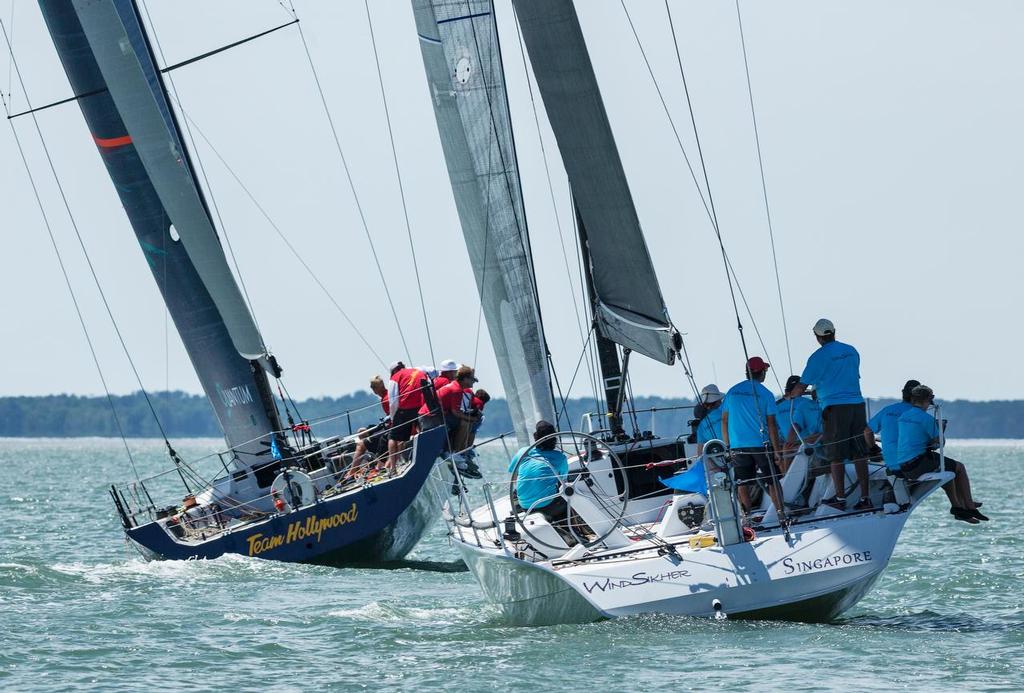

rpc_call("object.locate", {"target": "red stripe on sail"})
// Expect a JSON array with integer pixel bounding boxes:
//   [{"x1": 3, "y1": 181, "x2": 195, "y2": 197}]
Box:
[{"x1": 93, "y1": 134, "x2": 133, "y2": 149}]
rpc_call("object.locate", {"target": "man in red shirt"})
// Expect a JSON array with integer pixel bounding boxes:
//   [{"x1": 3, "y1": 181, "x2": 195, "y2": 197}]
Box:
[
  {"x1": 440, "y1": 367, "x2": 482, "y2": 478},
  {"x1": 386, "y1": 361, "x2": 427, "y2": 475}
]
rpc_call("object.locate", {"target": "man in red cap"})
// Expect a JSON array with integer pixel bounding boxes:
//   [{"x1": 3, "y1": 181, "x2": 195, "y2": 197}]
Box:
[{"x1": 721, "y1": 357, "x2": 783, "y2": 515}]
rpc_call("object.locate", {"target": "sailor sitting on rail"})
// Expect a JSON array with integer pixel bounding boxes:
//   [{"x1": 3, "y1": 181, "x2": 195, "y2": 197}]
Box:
[
  {"x1": 863, "y1": 379, "x2": 919, "y2": 473},
  {"x1": 895, "y1": 385, "x2": 987, "y2": 524}
]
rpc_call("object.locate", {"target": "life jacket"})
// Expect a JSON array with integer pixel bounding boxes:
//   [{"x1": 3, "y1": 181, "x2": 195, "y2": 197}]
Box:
[{"x1": 391, "y1": 367, "x2": 426, "y2": 410}]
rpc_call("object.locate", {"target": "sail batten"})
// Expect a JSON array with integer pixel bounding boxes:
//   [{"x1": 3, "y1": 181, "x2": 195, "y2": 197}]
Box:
[
  {"x1": 413, "y1": 0, "x2": 555, "y2": 446},
  {"x1": 40, "y1": 0, "x2": 282, "y2": 464},
  {"x1": 511, "y1": 0, "x2": 678, "y2": 365}
]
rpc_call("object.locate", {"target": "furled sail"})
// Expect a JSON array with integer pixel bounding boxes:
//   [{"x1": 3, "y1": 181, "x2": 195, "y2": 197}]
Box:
[
  {"x1": 412, "y1": 0, "x2": 555, "y2": 445},
  {"x1": 510, "y1": 0, "x2": 679, "y2": 365},
  {"x1": 39, "y1": 0, "x2": 283, "y2": 465}
]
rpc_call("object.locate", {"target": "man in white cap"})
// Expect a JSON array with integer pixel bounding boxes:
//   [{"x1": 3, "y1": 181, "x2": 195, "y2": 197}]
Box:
[
  {"x1": 695, "y1": 384, "x2": 725, "y2": 456},
  {"x1": 435, "y1": 359, "x2": 459, "y2": 391},
  {"x1": 789, "y1": 318, "x2": 871, "y2": 510}
]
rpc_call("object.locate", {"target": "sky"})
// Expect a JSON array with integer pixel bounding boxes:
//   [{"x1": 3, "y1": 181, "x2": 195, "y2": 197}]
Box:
[{"x1": 1, "y1": 0, "x2": 1021, "y2": 403}]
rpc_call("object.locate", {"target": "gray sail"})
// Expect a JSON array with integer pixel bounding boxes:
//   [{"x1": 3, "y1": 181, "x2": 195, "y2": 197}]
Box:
[
  {"x1": 413, "y1": 0, "x2": 555, "y2": 445},
  {"x1": 40, "y1": 0, "x2": 284, "y2": 469},
  {"x1": 511, "y1": 0, "x2": 678, "y2": 365}
]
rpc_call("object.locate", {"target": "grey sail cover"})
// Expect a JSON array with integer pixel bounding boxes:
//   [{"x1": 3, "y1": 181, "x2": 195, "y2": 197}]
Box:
[
  {"x1": 413, "y1": 0, "x2": 555, "y2": 445},
  {"x1": 72, "y1": 0, "x2": 266, "y2": 362},
  {"x1": 511, "y1": 0, "x2": 678, "y2": 365}
]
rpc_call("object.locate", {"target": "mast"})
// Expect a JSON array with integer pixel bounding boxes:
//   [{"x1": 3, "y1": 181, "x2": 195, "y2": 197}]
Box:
[
  {"x1": 412, "y1": 0, "x2": 556, "y2": 446},
  {"x1": 511, "y1": 0, "x2": 680, "y2": 370},
  {"x1": 39, "y1": 0, "x2": 284, "y2": 470}
]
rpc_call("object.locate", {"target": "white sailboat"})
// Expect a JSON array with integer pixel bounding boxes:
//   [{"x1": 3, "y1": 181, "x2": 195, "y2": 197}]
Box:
[{"x1": 413, "y1": 0, "x2": 955, "y2": 624}]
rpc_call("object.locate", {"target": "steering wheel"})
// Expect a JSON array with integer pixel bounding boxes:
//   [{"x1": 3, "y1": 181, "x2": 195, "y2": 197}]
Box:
[{"x1": 508, "y1": 431, "x2": 630, "y2": 550}]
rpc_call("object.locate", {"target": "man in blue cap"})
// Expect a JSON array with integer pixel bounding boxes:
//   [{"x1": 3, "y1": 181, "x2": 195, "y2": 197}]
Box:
[{"x1": 789, "y1": 318, "x2": 871, "y2": 510}]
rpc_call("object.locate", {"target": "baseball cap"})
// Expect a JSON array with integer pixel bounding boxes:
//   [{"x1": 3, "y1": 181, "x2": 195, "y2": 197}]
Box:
[
  {"x1": 439, "y1": 358, "x2": 458, "y2": 372},
  {"x1": 699, "y1": 384, "x2": 724, "y2": 404},
  {"x1": 813, "y1": 318, "x2": 835, "y2": 336},
  {"x1": 785, "y1": 375, "x2": 802, "y2": 393},
  {"x1": 746, "y1": 356, "x2": 770, "y2": 373},
  {"x1": 419, "y1": 366, "x2": 438, "y2": 379},
  {"x1": 388, "y1": 360, "x2": 404, "y2": 374}
]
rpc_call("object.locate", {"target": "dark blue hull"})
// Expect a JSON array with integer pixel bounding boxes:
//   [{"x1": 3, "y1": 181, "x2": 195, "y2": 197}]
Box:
[{"x1": 126, "y1": 427, "x2": 448, "y2": 564}]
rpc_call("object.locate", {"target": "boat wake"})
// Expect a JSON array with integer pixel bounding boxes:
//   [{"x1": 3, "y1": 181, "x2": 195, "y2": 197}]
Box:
[{"x1": 841, "y1": 610, "x2": 1024, "y2": 633}]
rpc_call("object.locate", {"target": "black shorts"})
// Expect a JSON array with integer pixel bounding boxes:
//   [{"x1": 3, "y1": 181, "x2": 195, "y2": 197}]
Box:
[
  {"x1": 820, "y1": 403, "x2": 868, "y2": 463},
  {"x1": 362, "y1": 425, "x2": 388, "y2": 456},
  {"x1": 388, "y1": 408, "x2": 419, "y2": 443},
  {"x1": 900, "y1": 450, "x2": 957, "y2": 479},
  {"x1": 731, "y1": 447, "x2": 779, "y2": 482}
]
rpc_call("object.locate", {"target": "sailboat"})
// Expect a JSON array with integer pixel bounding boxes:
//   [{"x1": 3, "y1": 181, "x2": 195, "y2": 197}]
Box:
[
  {"x1": 28, "y1": 0, "x2": 448, "y2": 564},
  {"x1": 413, "y1": 0, "x2": 953, "y2": 624}
]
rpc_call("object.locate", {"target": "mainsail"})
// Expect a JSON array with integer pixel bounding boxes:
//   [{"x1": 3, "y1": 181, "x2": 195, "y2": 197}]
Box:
[
  {"x1": 510, "y1": 0, "x2": 678, "y2": 366},
  {"x1": 413, "y1": 0, "x2": 555, "y2": 445},
  {"x1": 39, "y1": 0, "x2": 283, "y2": 466}
]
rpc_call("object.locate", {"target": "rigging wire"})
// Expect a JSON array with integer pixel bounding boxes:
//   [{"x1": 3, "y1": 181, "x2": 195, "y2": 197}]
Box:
[
  {"x1": 178, "y1": 110, "x2": 387, "y2": 368},
  {"x1": 363, "y1": 0, "x2": 435, "y2": 365},
  {"x1": 2, "y1": 20, "x2": 139, "y2": 481},
  {"x1": 282, "y1": 0, "x2": 412, "y2": 364},
  {"x1": 2, "y1": 18, "x2": 175, "y2": 449},
  {"x1": 735, "y1": 0, "x2": 792, "y2": 374}
]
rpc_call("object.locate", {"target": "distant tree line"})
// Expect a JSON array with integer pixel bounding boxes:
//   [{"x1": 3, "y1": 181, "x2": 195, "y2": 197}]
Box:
[{"x1": 0, "y1": 392, "x2": 1019, "y2": 439}]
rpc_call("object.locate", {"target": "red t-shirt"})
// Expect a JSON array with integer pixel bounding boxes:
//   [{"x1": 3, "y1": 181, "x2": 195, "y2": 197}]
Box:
[
  {"x1": 379, "y1": 393, "x2": 390, "y2": 416},
  {"x1": 391, "y1": 368, "x2": 426, "y2": 410},
  {"x1": 437, "y1": 381, "x2": 465, "y2": 414},
  {"x1": 471, "y1": 396, "x2": 486, "y2": 411}
]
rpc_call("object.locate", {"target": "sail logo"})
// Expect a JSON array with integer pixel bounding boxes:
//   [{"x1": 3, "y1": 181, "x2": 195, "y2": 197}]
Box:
[
  {"x1": 581, "y1": 569, "x2": 692, "y2": 594},
  {"x1": 246, "y1": 503, "x2": 359, "y2": 556},
  {"x1": 781, "y1": 550, "x2": 872, "y2": 575},
  {"x1": 218, "y1": 384, "x2": 254, "y2": 408}
]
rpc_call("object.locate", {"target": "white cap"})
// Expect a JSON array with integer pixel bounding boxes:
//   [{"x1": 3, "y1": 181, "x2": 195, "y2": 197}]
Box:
[
  {"x1": 388, "y1": 360, "x2": 404, "y2": 373},
  {"x1": 439, "y1": 358, "x2": 458, "y2": 372},
  {"x1": 813, "y1": 318, "x2": 835, "y2": 336},
  {"x1": 700, "y1": 384, "x2": 724, "y2": 404},
  {"x1": 419, "y1": 366, "x2": 438, "y2": 379}
]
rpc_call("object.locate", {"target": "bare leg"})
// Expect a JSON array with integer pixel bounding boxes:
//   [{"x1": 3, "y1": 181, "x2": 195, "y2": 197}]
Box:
[
  {"x1": 940, "y1": 480, "x2": 960, "y2": 508},
  {"x1": 386, "y1": 439, "x2": 400, "y2": 475},
  {"x1": 737, "y1": 485, "x2": 752, "y2": 513},
  {"x1": 954, "y1": 462, "x2": 976, "y2": 509}
]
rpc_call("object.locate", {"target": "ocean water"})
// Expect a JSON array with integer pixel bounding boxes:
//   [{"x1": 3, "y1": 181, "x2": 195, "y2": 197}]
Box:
[{"x1": 0, "y1": 438, "x2": 1021, "y2": 692}]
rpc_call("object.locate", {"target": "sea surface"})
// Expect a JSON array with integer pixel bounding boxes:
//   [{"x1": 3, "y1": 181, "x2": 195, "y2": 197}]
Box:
[{"x1": 1, "y1": 438, "x2": 1021, "y2": 692}]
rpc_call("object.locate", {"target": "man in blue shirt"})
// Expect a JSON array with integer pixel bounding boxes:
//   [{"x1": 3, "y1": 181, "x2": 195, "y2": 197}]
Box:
[
  {"x1": 695, "y1": 384, "x2": 725, "y2": 455},
  {"x1": 863, "y1": 379, "x2": 919, "y2": 471},
  {"x1": 721, "y1": 357, "x2": 782, "y2": 514},
  {"x1": 776, "y1": 375, "x2": 823, "y2": 471},
  {"x1": 896, "y1": 385, "x2": 986, "y2": 524},
  {"x1": 788, "y1": 319, "x2": 871, "y2": 511},
  {"x1": 508, "y1": 420, "x2": 593, "y2": 541}
]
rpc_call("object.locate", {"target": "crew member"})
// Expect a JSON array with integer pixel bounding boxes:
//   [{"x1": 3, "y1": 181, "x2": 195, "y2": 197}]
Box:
[
  {"x1": 508, "y1": 420, "x2": 589, "y2": 542},
  {"x1": 863, "y1": 379, "x2": 919, "y2": 471},
  {"x1": 435, "y1": 359, "x2": 459, "y2": 390},
  {"x1": 789, "y1": 319, "x2": 872, "y2": 511},
  {"x1": 386, "y1": 361, "x2": 427, "y2": 475},
  {"x1": 346, "y1": 375, "x2": 392, "y2": 480},
  {"x1": 721, "y1": 357, "x2": 783, "y2": 514},
  {"x1": 695, "y1": 384, "x2": 724, "y2": 456},
  {"x1": 896, "y1": 385, "x2": 987, "y2": 523}
]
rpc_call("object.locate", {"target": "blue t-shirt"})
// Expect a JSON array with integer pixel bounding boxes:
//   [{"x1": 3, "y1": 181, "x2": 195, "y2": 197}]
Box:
[
  {"x1": 895, "y1": 406, "x2": 939, "y2": 465},
  {"x1": 775, "y1": 398, "x2": 796, "y2": 442},
  {"x1": 792, "y1": 397, "x2": 823, "y2": 438},
  {"x1": 696, "y1": 405, "x2": 724, "y2": 445},
  {"x1": 800, "y1": 340, "x2": 864, "y2": 409},
  {"x1": 508, "y1": 447, "x2": 569, "y2": 510},
  {"x1": 868, "y1": 401, "x2": 913, "y2": 469},
  {"x1": 723, "y1": 380, "x2": 779, "y2": 448}
]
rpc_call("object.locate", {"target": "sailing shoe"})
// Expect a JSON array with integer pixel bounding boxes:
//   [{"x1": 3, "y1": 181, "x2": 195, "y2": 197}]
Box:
[
  {"x1": 853, "y1": 497, "x2": 873, "y2": 511},
  {"x1": 821, "y1": 496, "x2": 846, "y2": 511},
  {"x1": 950, "y1": 507, "x2": 981, "y2": 524},
  {"x1": 970, "y1": 508, "x2": 990, "y2": 521}
]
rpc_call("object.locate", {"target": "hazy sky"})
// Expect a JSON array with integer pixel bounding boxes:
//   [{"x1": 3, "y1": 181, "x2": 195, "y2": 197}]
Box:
[{"x1": 2, "y1": 0, "x2": 1021, "y2": 403}]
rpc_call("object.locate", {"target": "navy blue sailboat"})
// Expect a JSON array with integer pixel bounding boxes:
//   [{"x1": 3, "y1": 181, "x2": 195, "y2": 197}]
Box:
[{"x1": 37, "y1": 0, "x2": 448, "y2": 564}]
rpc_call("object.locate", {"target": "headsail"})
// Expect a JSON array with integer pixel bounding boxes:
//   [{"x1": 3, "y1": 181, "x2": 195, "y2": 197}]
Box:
[
  {"x1": 511, "y1": 0, "x2": 678, "y2": 365},
  {"x1": 40, "y1": 0, "x2": 283, "y2": 466},
  {"x1": 412, "y1": 0, "x2": 555, "y2": 445}
]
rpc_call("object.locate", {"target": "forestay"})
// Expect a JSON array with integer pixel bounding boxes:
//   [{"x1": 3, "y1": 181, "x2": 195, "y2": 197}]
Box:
[
  {"x1": 413, "y1": 0, "x2": 555, "y2": 446},
  {"x1": 511, "y1": 0, "x2": 678, "y2": 365},
  {"x1": 40, "y1": 0, "x2": 282, "y2": 464}
]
